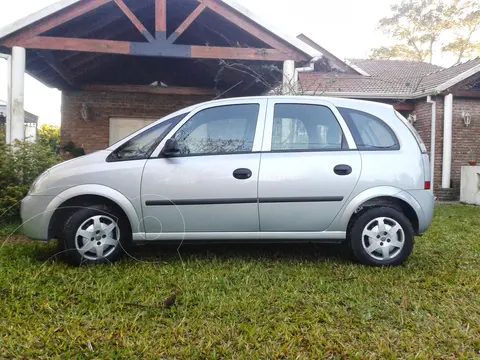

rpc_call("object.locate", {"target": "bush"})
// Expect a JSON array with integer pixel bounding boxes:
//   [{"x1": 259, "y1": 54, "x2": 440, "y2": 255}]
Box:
[
  {"x1": 37, "y1": 124, "x2": 60, "y2": 153},
  {"x1": 0, "y1": 132, "x2": 61, "y2": 221},
  {"x1": 0, "y1": 185, "x2": 31, "y2": 220}
]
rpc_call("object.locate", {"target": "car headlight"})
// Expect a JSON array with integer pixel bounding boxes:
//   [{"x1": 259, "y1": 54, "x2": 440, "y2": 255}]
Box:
[{"x1": 28, "y1": 170, "x2": 50, "y2": 195}]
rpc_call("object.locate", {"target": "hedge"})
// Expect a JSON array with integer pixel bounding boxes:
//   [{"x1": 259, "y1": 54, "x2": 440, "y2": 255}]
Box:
[{"x1": 0, "y1": 132, "x2": 61, "y2": 222}]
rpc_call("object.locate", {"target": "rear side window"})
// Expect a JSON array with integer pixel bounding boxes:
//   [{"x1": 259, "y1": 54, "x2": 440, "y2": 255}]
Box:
[
  {"x1": 395, "y1": 111, "x2": 427, "y2": 153},
  {"x1": 272, "y1": 103, "x2": 347, "y2": 151},
  {"x1": 338, "y1": 108, "x2": 400, "y2": 150}
]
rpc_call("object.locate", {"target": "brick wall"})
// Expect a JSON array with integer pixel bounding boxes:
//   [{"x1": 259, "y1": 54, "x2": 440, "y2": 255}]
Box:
[
  {"x1": 413, "y1": 96, "x2": 480, "y2": 200},
  {"x1": 451, "y1": 98, "x2": 480, "y2": 189},
  {"x1": 61, "y1": 90, "x2": 213, "y2": 153}
]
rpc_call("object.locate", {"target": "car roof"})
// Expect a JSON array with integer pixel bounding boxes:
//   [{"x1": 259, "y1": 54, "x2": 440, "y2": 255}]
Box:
[{"x1": 192, "y1": 95, "x2": 394, "y2": 113}]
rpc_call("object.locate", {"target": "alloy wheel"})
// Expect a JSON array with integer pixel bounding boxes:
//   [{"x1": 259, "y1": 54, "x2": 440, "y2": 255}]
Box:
[
  {"x1": 361, "y1": 217, "x2": 405, "y2": 261},
  {"x1": 74, "y1": 215, "x2": 121, "y2": 261}
]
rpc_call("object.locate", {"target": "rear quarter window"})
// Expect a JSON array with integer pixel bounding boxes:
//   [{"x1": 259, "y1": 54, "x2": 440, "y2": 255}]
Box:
[
  {"x1": 395, "y1": 111, "x2": 428, "y2": 153},
  {"x1": 338, "y1": 107, "x2": 400, "y2": 151}
]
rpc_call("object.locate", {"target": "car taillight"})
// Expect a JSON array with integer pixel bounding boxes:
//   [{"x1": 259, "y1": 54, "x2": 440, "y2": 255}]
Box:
[{"x1": 424, "y1": 181, "x2": 431, "y2": 190}]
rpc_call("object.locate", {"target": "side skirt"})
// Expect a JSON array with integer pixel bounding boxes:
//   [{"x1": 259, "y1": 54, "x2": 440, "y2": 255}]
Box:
[{"x1": 132, "y1": 231, "x2": 347, "y2": 243}]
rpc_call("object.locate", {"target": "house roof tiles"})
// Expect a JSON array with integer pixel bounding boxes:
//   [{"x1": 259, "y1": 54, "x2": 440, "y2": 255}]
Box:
[{"x1": 300, "y1": 58, "x2": 480, "y2": 99}]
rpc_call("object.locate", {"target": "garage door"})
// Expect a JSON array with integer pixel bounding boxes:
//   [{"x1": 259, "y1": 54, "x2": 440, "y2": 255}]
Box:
[{"x1": 109, "y1": 117, "x2": 156, "y2": 146}]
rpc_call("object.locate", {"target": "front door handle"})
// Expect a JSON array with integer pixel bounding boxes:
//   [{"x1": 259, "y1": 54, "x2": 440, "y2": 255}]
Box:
[
  {"x1": 334, "y1": 165, "x2": 352, "y2": 176},
  {"x1": 233, "y1": 168, "x2": 252, "y2": 180}
]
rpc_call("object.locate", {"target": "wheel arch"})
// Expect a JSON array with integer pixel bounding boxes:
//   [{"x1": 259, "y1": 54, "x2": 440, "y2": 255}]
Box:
[
  {"x1": 45, "y1": 185, "x2": 141, "y2": 240},
  {"x1": 338, "y1": 187, "x2": 423, "y2": 235}
]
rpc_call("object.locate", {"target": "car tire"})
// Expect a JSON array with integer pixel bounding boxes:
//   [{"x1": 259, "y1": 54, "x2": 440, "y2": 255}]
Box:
[
  {"x1": 349, "y1": 206, "x2": 414, "y2": 267},
  {"x1": 58, "y1": 204, "x2": 132, "y2": 266}
]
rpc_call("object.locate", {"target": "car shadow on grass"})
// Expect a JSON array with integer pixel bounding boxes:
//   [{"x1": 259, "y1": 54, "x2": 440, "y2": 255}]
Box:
[
  {"x1": 31, "y1": 241, "x2": 353, "y2": 265},
  {"x1": 127, "y1": 241, "x2": 353, "y2": 264}
]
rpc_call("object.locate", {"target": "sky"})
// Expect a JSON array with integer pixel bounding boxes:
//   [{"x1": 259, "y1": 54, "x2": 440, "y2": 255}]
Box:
[{"x1": 0, "y1": 0, "x2": 411, "y2": 125}]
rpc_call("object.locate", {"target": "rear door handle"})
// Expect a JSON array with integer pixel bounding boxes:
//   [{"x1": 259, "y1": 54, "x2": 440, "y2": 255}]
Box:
[
  {"x1": 334, "y1": 165, "x2": 352, "y2": 176},
  {"x1": 233, "y1": 168, "x2": 252, "y2": 180}
]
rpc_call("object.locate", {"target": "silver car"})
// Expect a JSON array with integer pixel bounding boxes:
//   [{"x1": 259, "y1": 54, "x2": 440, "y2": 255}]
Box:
[{"x1": 21, "y1": 96, "x2": 434, "y2": 266}]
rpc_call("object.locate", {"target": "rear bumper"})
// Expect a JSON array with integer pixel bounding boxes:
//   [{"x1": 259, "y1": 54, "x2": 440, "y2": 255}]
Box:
[
  {"x1": 20, "y1": 195, "x2": 56, "y2": 241},
  {"x1": 407, "y1": 190, "x2": 435, "y2": 234}
]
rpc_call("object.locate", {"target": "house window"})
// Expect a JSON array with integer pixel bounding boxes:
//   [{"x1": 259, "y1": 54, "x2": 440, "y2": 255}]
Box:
[{"x1": 109, "y1": 117, "x2": 157, "y2": 146}]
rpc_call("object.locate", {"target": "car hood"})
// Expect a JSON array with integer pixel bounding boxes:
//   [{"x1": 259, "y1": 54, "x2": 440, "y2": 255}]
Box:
[
  {"x1": 32, "y1": 151, "x2": 112, "y2": 196},
  {"x1": 52, "y1": 150, "x2": 111, "y2": 171}
]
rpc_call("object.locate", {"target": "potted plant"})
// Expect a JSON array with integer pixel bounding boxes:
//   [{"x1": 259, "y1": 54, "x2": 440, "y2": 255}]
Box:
[{"x1": 468, "y1": 150, "x2": 477, "y2": 166}]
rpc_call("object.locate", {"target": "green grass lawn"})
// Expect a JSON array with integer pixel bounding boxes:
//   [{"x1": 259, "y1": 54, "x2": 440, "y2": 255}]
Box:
[{"x1": 1, "y1": 204, "x2": 479, "y2": 359}]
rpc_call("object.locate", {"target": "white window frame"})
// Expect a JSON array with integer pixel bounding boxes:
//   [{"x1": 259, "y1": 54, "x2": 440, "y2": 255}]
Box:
[
  {"x1": 262, "y1": 98, "x2": 357, "y2": 152},
  {"x1": 150, "y1": 98, "x2": 268, "y2": 158}
]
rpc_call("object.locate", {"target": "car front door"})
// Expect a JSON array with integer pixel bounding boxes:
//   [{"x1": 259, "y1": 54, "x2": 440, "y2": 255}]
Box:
[
  {"x1": 141, "y1": 99, "x2": 267, "y2": 239},
  {"x1": 258, "y1": 99, "x2": 361, "y2": 233}
]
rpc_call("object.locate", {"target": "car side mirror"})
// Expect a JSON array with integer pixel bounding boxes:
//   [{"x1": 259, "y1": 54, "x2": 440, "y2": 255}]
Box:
[{"x1": 161, "y1": 138, "x2": 181, "y2": 157}]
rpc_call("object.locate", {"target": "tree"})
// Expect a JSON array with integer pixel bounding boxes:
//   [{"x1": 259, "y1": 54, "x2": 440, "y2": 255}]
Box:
[
  {"x1": 442, "y1": 0, "x2": 480, "y2": 64},
  {"x1": 37, "y1": 124, "x2": 60, "y2": 152},
  {"x1": 213, "y1": 59, "x2": 340, "y2": 97},
  {"x1": 371, "y1": 44, "x2": 429, "y2": 62},
  {"x1": 370, "y1": 0, "x2": 480, "y2": 64}
]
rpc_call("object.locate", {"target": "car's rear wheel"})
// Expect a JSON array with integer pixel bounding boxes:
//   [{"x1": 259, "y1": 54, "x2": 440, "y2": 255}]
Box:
[
  {"x1": 349, "y1": 207, "x2": 414, "y2": 267},
  {"x1": 58, "y1": 204, "x2": 131, "y2": 266}
]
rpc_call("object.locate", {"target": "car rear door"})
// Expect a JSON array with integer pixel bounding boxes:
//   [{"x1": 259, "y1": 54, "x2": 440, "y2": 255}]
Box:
[
  {"x1": 141, "y1": 99, "x2": 267, "y2": 238},
  {"x1": 258, "y1": 98, "x2": 361, "y2": 232}
]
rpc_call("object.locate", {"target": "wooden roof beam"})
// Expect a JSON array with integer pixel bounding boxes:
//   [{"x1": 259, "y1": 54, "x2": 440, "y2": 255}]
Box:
[
  {"x1": 168, "y1": 4, "x2": 206, "y2": 43},
  {"x1": 113, "y1": 0, "x2": 154, "y2": 43},
  {"x1": 3, "y1": 0, "x2": 112, "y2": 46},
  {"x1": 63, "y1": 26, "x2": 139, "y2": 70},
  {"x1": 198, "y1": 0, "x2": 304, "y2": 59},
  {"x1": 27, "y1": 68, "x2": 72, "y2": 90},
  {"x1": 190, "y1": 46, "x2": 298, "y2": 61},
  {"x1": 83, "y1": 84, "x2": 215, "y2": 96},
  {"x1": 19, "y1": 36, "x2": 305, "y2": 61},
  {"x1": 70, "y1": 55, "x2": 118, "y2": 79},
  {"x1": 59, "y1": 1, "x2": 151, "y2": 62},
  {"x1": 36, "y1": 50, "x2": 75, "y2": 87},
  {"x1": 155, "y1": 0, "x2": 167, "y2": 39},
  {"x1": 64, "y1": 53, "x2": 104, "y2": 71},
  {"x1": 21, "y1": 37, "x2": 130, "y2": 55}
]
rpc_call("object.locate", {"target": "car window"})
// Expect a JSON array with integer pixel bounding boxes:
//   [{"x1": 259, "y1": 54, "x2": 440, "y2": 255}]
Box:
[
  {"x1": 338, "y1": 107, "x2": 400, "y2": 150},
  {"x1": 395, "y1": 111, "x2": 427, "y2": 153},
  {"x1": 172, "y1": 104, "x2": 259, "y2": 156},
  {"x1": 272, "y1": 103, "x2": 346, "y2": 151},
  {"x1": 108, "y1": 114, "x2": 186, "y2": 161}
]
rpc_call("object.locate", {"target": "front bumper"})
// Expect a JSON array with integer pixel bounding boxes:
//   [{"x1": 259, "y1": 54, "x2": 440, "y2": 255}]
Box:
[{"x1": 20, "y1": 195, "x2": 56, "y2": 241}]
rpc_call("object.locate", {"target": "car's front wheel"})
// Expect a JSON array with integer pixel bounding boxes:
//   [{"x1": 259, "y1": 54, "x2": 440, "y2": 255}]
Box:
[
  {"x1": 58, "y1": 204, "x2": 131, "y2": 266},
  {"x1": 349, "y1": 207, "x2": 414, "y2": 267}
]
